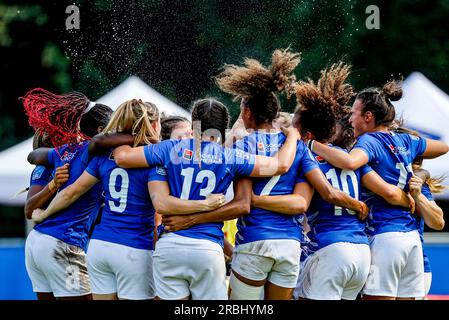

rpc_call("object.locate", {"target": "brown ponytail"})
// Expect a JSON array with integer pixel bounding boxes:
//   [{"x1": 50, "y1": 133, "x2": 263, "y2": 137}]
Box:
[{"x1": 103, "y1": 99, "x2": 160, "y2": 146}]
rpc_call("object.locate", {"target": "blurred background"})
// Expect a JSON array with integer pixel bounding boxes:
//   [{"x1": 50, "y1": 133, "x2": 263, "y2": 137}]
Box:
[{"x1": 1, "y1": 0, "x2": 449, "y2": 299}]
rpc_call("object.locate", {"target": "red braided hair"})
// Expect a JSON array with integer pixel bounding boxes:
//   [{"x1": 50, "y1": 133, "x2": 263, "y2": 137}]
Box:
[{"x1": 21, "y1": 88, "x2": 90, "y2": 147}]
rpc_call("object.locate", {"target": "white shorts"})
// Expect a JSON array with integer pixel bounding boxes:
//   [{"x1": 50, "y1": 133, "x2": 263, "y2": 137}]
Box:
[
  {"x1": 416, "y1": 272, "x2": 433, "y2": 299},
  {"x1": 153, "y1": 233, "x2": 228, "y2": 300},
  {"x1": 362, "y1": 230, "x2": 425, "y2": 298},
  {"x1": 424, "y1": 272, "x2": 432, "y2": 296},
  {"x1": 232, "y1": 239, "x2": 301, "y2": 288},
  {"x1": 87, "y1": 239, "x2": 154, "y2": 299},
  {"x1": 25, "y1": 229, "x2": 91, "y2": 297},
  {"x1": 294, "y1": 242, "x2": 370, "y2": 300}
]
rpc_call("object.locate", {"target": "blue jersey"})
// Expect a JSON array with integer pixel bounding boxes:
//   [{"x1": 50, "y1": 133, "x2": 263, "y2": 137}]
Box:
[
  {"x1": 29, "y1": 165, "x2": 53, "y2": 187},
  {"x1": 144, "y1": 139, "x2": 256, "y2": 246},
  {"x1": 86, "y1": 151, "x2": 164, "y2": 250},
  {"x1": 306, "y1": 145, "x2": 371, "y2": 252},
  {"x1": 234, "y1": 131, "x2": 318, "y2": 244},
  {"x1": 34, "y1": 141, "x2": 103, "y2": 251},
  {"x1": 419, "y1": 183, "x2": 433, "y2": 273},
  {"x1": 354, "y1": 131, "x2": 427, "y2": 235}
]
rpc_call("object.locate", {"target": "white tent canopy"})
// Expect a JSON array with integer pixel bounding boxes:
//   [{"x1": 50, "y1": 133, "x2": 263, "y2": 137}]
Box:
[
  {"x1": 393, "y1": 72, "x2": 449, "y2": 199},
  {"x1": 0, "y1": 76, "x2": 190, "y2": 205}
]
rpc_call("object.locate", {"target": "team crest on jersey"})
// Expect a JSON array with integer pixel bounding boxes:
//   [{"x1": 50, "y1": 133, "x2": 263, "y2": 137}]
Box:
[
  {"x1": 315, "y1": 155, "x2": 327, "y2": 164},
  {"x1": 257, "y1": 142, "x2": 265, "y2": 153},
  {"x1": 183, "y1": 149, "x2": 193, "y2": 160},
  {"x1": 32, "y1": 166, "x2": 45, "y2": 181}
]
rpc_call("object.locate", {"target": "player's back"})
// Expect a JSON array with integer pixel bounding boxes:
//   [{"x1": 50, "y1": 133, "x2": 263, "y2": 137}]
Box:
[
  {"x1": 306, "y1": 145, "x2": 368, "y2": 252},
  {"x1": 355, "y1": 131, "x2": 426, "y2": 235},
  {"x1": 34, "y1": 141, "x2": 102, "y2": 250},
  {"x1": 234, "y1": 131, "x2": 317, "y2": 245},
  {"x1": 86, "y1": 151, "x2": 155, "y2": 250},
  {"x1": 144, "y1": 138, "x2": 255, "y2": 246}
]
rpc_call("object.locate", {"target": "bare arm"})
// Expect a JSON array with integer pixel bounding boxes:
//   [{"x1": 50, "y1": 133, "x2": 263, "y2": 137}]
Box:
[
  {"x1": 251, "y1": 181, "x2": 314, "y2": 215},
  {"x1": 361, "y1": 171, "x2": 414, "y2": 210},
  {"x1": 25, "y1": 185, "x2": 53, "y2": 220},
  {"x1": 304, "y1": 168, "x2": 368, "y2": 220},
  {"x1": 32, "y1": 171, "x2": 99, "y2": 223},
  {"x1": 113, "y1": 145, "x2": 148, "y2": 168},
  {"x1": 162, "y1": 178, "x2": 252, "y2": 231},
  {"x1": 312, "y1": 141, "x2": 369, "y2": 171},
  {"x1": 27, "y1": 148, "x2": 53, "y2": 165},
  {"x1": 24, "y1": 164, "x2": 70, "y2": 219},
  {"x1": 148, "y1": 180, "x2": 225, "y2": 215},
  {"x1": 422, "y1": 139, "x2": 449, "y2": 159},
  {"x1": 409, "y1": 175, "x2": 445, "y2": 230},
  {"x1": 250, "y1": 127, "x2": 300, "y2": 177},
  {"x1": 88, "y1": 133, "x2": 135, "y2": 155}
]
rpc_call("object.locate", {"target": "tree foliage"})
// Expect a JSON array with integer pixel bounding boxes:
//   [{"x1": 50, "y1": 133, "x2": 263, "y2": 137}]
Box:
[{"x1": 1, "y1": 0, "x2": 448, "y2": 150}]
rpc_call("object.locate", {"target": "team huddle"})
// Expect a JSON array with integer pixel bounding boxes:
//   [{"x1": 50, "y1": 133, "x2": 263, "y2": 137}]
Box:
[{"x1": 21, "y1": 48, "x2": 447, "y2": 300}]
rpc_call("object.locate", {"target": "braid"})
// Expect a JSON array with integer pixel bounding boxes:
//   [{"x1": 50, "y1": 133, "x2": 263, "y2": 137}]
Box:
[
  {"x1": 21, "y1": 88, "x2": 90, "y2": 146},
  {"x1": 80, "y1": 103, "x2": 113, "y2": 138}
]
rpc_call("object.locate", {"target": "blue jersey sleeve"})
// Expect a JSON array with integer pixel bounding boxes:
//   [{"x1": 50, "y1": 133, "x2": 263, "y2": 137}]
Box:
[
  {"x1": 295, "y1": 171, "x2": 309, "y2": 184},
  {"x1": 148, "y1": 166, "x2": 168, "y2": 182},
  {"x1": 80, "y1": 143, "x2": 92, "y2": 167},
  {"x1": 359, "y1": 164, "x2": 373, "y2": 177},
  {"x1": 353, "y1": 134, "x2": 379, "y2": 162},
  {"x1": 421, "y1": 183, "x2": 434, "y2": 201},
  {"x1": 299, "y1": 143, "x2": 319, "y2": 175},
  {"x1": 408, "y1": 134, "x2": 427, "y2": 158},
  {"x1": 29, "y1": 166, "x2": 53, "y2": 186},
  {"x1": 47, "y1": 148, "x2": 57, "y2": 167},
  {"x1": 144, "y1": 140, "x2": 174, "y2": 167},
  {"x1": 85, "y1": 156, "x2": 101, "y2": 179},
  {"x1": 225, "y1": 147, "x2": 256, "y2": 177}
]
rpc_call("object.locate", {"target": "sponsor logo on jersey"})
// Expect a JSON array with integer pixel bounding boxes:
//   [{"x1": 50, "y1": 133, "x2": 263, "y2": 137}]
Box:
[
  {"x1": 60, "y1": 150, "x2": 76, "y2": 162},
  {"x1": 315, "y1": 155, "x2": 327, "y2": 164},
  {"x1": 183, "y1": 149, "x2": 193, "y2": 160},
  {"x1": 389, "y1": 145, "x2": 410, "y2": 156},
  {"x1": 156, "y1": 166, "x2": 167, "y2": 176},
  {"x1": 257, "y1": 141, "x2": 265, "y2": 153}
]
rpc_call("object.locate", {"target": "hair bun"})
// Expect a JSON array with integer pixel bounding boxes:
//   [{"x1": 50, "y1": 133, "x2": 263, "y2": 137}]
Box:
[{"x1": 382, "y1": 80, "x2": 403, "y2": 102}]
